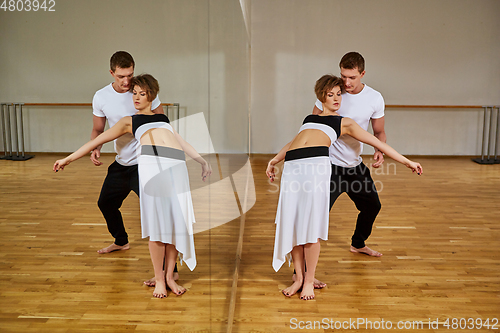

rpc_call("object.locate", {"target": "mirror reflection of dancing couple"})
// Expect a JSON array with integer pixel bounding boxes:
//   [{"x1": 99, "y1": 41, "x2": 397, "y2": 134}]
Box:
[
  {"x1": 54, "y1": 51, "x2": 422, "y2": 300},
  {"x1": 267, "y1": 52, "x2": 422, "y2": 300}
]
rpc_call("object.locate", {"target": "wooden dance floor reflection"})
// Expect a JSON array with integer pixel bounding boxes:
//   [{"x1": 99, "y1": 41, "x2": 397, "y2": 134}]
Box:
[{"x1": 0, "y1": 154, "x2": 499, "y2": 332}]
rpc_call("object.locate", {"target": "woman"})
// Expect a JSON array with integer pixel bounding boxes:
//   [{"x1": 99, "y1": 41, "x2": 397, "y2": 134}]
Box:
[
  {"x1": 266, "y1": 75, "x2": 422, "y2": 300},
  {"x1": 54, "y1": 74, "x2": 212, "y2": 298}
]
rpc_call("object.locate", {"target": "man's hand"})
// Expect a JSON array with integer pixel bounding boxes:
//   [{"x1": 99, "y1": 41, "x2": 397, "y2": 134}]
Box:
[
  {"x1": 90, "y1": 149, "x2": 103, "y2": 166},
  {"x1": 90, "y1": 115, "x2": 106, "y2": 166},
  {"x1": 372, "y1": 150, "x2": 384, "y2": 168},
  {"x1": 312, "y1": 105, "x2": 323, "y2": 115},
  {"x1": 371, "y1": 117, "x2": 386, "y2": 168}
]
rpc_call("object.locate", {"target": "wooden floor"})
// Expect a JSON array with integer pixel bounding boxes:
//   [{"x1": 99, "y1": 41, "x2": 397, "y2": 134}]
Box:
[{"x1": 0, "y1": 154, "x2": 499, "y2": 332}]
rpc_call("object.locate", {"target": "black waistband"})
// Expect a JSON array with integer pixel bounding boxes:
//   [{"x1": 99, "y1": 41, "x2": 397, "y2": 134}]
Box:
[
  {"x1": 141, "y1": 145, "x2": 185, "y2": 161},
  {"x1": 284, "y1": 146, "x2": 329, "y2": 162}
]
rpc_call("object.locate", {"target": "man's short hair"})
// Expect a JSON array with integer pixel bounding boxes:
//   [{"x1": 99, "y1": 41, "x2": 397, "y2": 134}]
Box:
[
  {"x1": 339, "y1": 52, "x2": 365, "y2": 73},
  {"x1": 315, "y1": 74, "x2": 345, "y2": 103},
  {"x1": 110, "y1": 51, "x2": 135, "y2": 72},
  {"x1": 130, "y1": 74, "x2": 159, "y2": 102}
]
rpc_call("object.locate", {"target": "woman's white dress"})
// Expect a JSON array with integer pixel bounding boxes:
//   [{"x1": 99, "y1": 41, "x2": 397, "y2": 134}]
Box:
[
  {"x1": 133, "y1": 114, "x2": 196, "y2": 271},
  {"x1": 272, "y1": 115, "x2": 342, "y2": 272}
]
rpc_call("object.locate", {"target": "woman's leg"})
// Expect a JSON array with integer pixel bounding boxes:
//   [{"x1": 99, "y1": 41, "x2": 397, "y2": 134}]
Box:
[
  {"x1": 301, "y1": 240, "x2": 321, "y2": 300},
  {"x1": 149, "y1": 241, "x2": 167, "y2": 298},
  {"x1": 283, "y1": 245, "x2": 305, "y2": 297},
  {"x1": 165, "y1": 244, "x2": 186, "y2": 295}
]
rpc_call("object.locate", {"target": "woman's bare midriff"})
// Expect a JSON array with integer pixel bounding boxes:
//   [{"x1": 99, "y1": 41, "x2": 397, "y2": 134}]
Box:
[
  {"x1": 288, "y1": 129, "x2": 331, "y2": 151},
  {"x1": 139, "y1": 128, "x2": 183, "y2": 150}
]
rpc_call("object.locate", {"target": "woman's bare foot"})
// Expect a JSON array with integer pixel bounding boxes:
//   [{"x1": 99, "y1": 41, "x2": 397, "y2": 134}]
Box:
[
  {"x1": 300, "y1": 281, "x2": 315, "y2": 300},
  {"x1": 97, "y1": 243, "x2": 130, "y2": 254},
  {"x1": 350, "y1": 245, "x2": 382, "y2": 257},
  {"x1": 144, "y1": 272, "x2": 179, "y2": 286},
  {"x1": 292, "y1": 274, "x2": 326, "y2": 289},
  {"x1": 153, "y1": 279, "x2": 167, "y2": 298},
  {"x1": 166, "y1": 278, "x2": 186, "y2": 296},
  {"x1": 282, "y1": 280, "x2": 303, "y2": 297}
]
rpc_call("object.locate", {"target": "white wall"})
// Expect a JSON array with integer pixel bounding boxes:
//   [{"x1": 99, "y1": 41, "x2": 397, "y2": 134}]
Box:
[
  {"x1": 250, "y1": 0, "x2": 500, "y2": 155},
  {"x1": 209, "y1": 0, "x2": 250, "y2": 153},
  {"x1": 1, "y1": 0, "x2": 499, "y2": 156},
  {"x1": 0, "y1": 0, "x2": 249, "y2": 154}
]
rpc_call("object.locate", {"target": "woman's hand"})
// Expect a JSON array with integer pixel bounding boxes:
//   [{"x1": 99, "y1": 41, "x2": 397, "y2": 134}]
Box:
[
  {"x1": 266, "y1": 159, "x2": 278, "y2": 182},
  {"x1": 407, "y1": 160, "x2": 423, "y2": 175},
  {"x1": 201, "y1": 161, "x2": 212, "y2": 182},
  {"x1": 53, "y1": 158, "x2": 70, "y2": 172}
]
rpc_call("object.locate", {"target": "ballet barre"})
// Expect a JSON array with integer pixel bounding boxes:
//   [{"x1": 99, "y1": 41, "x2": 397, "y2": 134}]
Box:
[
  {"x1": 386, "y1": 104, "x2": 483, "y2": 109},
  {"x1": 20, "y1": 102, "x2": 180, "y2": 120},
  {"x1": 385, "y1": 105, "x2": 499, "y2": 165},
  {"x1": 1, "y1": 103, "x2": 34, "y2": 161},
  {"x1": 472, "y1": 106, "x2": 500, "y2": 164},
  {"x1": 0, "y1": 102, "x2": 180, "y2": 161}
]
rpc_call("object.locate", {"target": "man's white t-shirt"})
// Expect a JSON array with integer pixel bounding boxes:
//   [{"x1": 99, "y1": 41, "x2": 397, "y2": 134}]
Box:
[
  {"x1": 315, "y1": 84, "x2": 384, "y2": 168},
  {"x1": 92, "y1": 83, "x2": 161, "y2": 166}
]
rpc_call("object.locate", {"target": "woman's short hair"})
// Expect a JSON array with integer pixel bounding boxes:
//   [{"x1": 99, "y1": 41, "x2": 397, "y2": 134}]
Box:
[
  {"x1": 130, "y1": 74, "x2": 159, "y2": 102},
  {"x1": 315, "y1": 75, "x2": 345, "y2": 103}
]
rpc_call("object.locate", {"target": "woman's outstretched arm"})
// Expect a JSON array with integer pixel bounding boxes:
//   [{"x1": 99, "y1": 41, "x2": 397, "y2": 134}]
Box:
[
  {"x1": 53, "y1": 117, "x2": 132, "y2": 172},
  {"x1": 266, "y1": 139, "x2": 295, "y2": 182},
  {"x1": 172, "y1": 128, "x2": 212, "y2": 181},
  {"x1": 341, "y1": 118, "x2": 423, "y2": 175}
]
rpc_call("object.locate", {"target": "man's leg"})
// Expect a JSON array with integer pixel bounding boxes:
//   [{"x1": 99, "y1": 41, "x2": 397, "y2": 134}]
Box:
[
  {"x1": 97, "y1": 162, "x2": 135, "y2": 252},
  {"x1": 329, "y1": 164, "x2": 346, "y2": 210},
  {"x1": 345, "y1": 163, "x2": 382, "y2": 256}
]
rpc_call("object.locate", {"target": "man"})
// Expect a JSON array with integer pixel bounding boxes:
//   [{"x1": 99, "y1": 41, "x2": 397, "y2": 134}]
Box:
[
  {"x1": 92, "y1": 51, "x2": 179, "y2": 284},
  {"x1": 91, "y1": 51, "x2": 163, "y2": 254},
  {"x1": 313, "y1": 52, "x2": 386, "y2": 257}
]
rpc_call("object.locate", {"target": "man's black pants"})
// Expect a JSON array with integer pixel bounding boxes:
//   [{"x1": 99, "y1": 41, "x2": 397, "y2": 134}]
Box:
[
  {"x1": 330, "y1": 162, "x2": 381, "y2": 248},
  {"x1": 98, "y1": 161, "x2": 139, "y2": 246}
]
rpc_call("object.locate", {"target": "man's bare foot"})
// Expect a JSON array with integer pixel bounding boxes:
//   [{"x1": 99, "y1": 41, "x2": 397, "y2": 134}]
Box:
[
  {"x1": 166, "y1": 278, "x2": 186, "y2": 296},
  {"x1": 97, "y1": 243, "x2": 130, "y2": 254},
  {"x1": 350, "y1": 245, "x2": 383, "y2": 257},
  {"x1": 282, "y1": 280, "x2": 302, "y2": 297},
  {"x1": 313, "y1": 278, "x2": 326, "y2": 289},
  {"x1": 153, "y1": 279, "x2": 167, "y2": 298},
  {"x1": 144, "y1": 277, "x2": 156, "y2": 287},
  {"x1": 292, "y1": 274, "x2": 326, "y2": 289},
  {"x1": 300, "y1": 281, "x2": 315, "y2": 300},
  {"x1": 144, "y1": 272, "x2": 179, "y2": 286}
]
